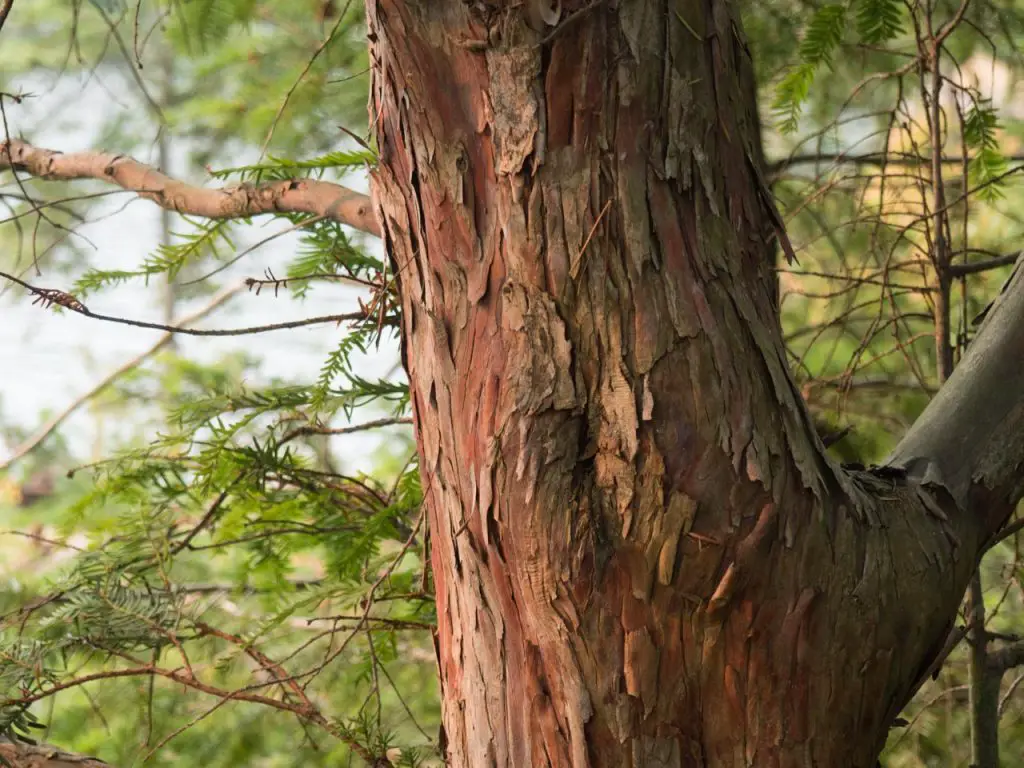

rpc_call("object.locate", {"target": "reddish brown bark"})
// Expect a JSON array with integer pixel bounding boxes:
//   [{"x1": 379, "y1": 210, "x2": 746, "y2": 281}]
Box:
[{"x1": 366, "y1": 2, "x2": 1018, "y2": 766}]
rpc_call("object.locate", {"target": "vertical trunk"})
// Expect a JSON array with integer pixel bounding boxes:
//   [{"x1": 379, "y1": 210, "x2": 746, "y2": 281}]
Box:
[{"x1": 366, "y1": 2, "x2": 992, "y2": 766}]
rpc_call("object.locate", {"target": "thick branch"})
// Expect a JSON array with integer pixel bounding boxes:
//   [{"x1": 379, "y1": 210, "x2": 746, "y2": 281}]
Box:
[
  {"x1": 887, "y1": 257, "x2": 1024, "y2": 534},
  {"x1": 0, "y1": 139, "x2": 380, "y2": 237},
  {"x1": 989, "y1": 641, "x2": 1024, "y2": 673},
  {"x1": 949, "y1": 253, "x2": 1020, "y2": 277}
]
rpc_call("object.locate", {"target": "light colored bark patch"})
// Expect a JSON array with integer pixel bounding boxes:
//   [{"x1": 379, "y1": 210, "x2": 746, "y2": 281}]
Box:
[{"x1": 486, "y1": 45, "x2": 541, "y2": 177}]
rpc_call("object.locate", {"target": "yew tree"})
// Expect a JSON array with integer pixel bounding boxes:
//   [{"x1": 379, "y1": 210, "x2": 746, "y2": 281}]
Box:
[{"x1": 3, "y1": 1, "x2": 1024, "y2": 767}]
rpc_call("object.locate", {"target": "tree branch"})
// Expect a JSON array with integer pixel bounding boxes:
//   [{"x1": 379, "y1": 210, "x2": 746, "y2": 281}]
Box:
[
  {"x1": 0, "y1": 737, "x2": 112, "y2": 767},
  {"x1": 886, "y1": 255, "x2": 1024, "y2": 537},
  {"x1": 949, "y1": 253, "x2": 1021, "y2": 277},
  {"x1": 281, "y1": 416, "x2": 413, "y2": 444},
  {"x1": 0, "y1": 269, "x2": 381, "y2": 336},
  {"x1": 989, "y1": 641, "x2": 1024, "y2": 673},
  {"x1": 968, "y1": 573, "x2": 1000, "y2": 768},
  {"x1": 0, "y1": 139, "x2": 380, "y2": 237},
  {"x1": 768, "y1": 151, "x2": 1024, "y2": 177}
]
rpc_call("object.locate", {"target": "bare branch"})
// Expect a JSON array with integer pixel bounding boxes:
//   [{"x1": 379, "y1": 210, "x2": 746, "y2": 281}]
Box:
[
  {"x1": 987, "y1": 517, "x2": 1024, "y2": 552},
  {"x1": 0, "y1": 139, "x2": 380, "y2": 237},
  {"x1": 989, "y1": 641, "x2": 1024, "y2": 673},
  {"x1": 950, "y1": 253, "x2": 1021, "y2": 277},
  {"x1": 768, "y1": 152, "x2": 1024, "y2": 176},
  {"x1": 0, "y1": 270, "x2": 385, "y2": 336},
  {"x1": 281, "y1": 416, "x2": 413, "y2": 444},
  {"x1": 172, "y1": 483, "x2": 237, "y2": 555}
]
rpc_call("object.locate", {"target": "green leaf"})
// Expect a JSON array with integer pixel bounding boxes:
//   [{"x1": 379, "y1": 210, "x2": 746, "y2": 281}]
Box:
[
  {"x1": 799, "y1": 4, "x2": 847, "y2": 67},
  {"x1": 210, "y1": 150, "x2": 376, "y2": 183},
  {"x1": 773, "y1": 63, "x2": 817, "y2": 135},
  {"x1": 964, "y1": 101, "x2": 1009, "y2": 201},
  {"x1": 773, "y1": 4, "x2": 846, "y2": 133},
  {"x1": 74, "y1": 220, "x2": 235, "y2": 295},
  {"x1": 855, "y1": 0, "x2": 904, "y2": 44}
]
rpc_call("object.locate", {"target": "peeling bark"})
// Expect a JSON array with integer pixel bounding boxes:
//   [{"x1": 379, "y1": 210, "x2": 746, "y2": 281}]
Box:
[
  {"x1": 0, "y1": 738, "x2": 110, "y2": 767},
  {"x1": 365, "y1": 2, "x2": 1022, "y2": 766}
]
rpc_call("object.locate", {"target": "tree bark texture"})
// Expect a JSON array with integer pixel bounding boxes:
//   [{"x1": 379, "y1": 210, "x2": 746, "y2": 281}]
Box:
[
  {"x1": 0, "y1": 738, "x2": 110, "y2": 767},
  {"x1": 366, "y1": 2, "x2": 1022, "y2": 766}
]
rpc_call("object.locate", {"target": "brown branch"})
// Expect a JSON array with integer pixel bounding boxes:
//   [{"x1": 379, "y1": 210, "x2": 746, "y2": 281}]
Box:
[
  {"x1": 0, "y1": 270, "x2": 383, "y2": 336},
  {"x1": 967, "y1": 573, "x2": 999, "y2": 768},
  {"x1": 305, "y1": 614, "x2": 434, "y2": 631},
  {"x1": 0, "y1": 138, "x2": 380, "y2": 237},
  {"x1": 175, "y1": 579, "x2": 324, "y2": 594},
  {"x1": 986, "y1": 517, "x2": 1024, "y2": 551},
  {"x1": 949, "y1": 253, "x2": 1021, "y2": 277},
  {"x1": 172, "y1": 484, "x2": 236, "y2": 554},
  {"x1": 768, "y1": 151, "x2": 1024, "y2": 176},
  {"x1": 281, "y1": 416, "x2": 413, "y2": 444},
  {"x1": 194, "y1": 620, "x2": 314, "y2": 710},
  {"x1": 0, "y1": 659, "x2": 386, "y2": 765},
  {"x1": 934, "y1": 0, "x2": 972, "y2": 47},
  {"x1": 989, "y1": 641, "x2": 1024, "y2": 673}
]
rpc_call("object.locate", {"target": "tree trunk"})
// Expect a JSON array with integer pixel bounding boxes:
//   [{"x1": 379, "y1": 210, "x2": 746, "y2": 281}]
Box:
[{"x1": 366, "y1": 2, "x2": 1022, "y2": 766}]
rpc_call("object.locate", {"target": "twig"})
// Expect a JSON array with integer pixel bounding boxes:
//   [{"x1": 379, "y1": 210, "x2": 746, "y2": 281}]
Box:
[
  {"x1": 172, "y1": 484, "x2": 236, "y2": 555},
  {"x1": 260, "y1": 0, "x2": 356, "y2": 156},
  {"x1": 181, "y1": 214, "x2": 327, "y2": 286},
  {"x1": 950, "y1": 253, "x2": 1021, "y2": 277},
  {"x1": 0, "y1": 282, "x2": 244, "y2": 471},
  {"x1": 767, "y1": 151, "x2": 1024, "y2": 176},
  {"x1": 281, "y1": 416, "x2": 413, "y2": 444},
  {"x1": 570, "y1": 199, "x2": 611, "y2": 279},
  {"x1": 999, "y1": 670, "x2": 1024, "y2": 716},
  {"x1": 537, "y1": 0, "x2": 606, "y2": 46},
  {"x1": 0, "y1": 529, "x2": 85, "y2": 551},
  {"x1": 0, "y1": 269, "x2": 383, "y2": 336},
  {"x1": 295, "y1": 510, "x2": 424, "y2": 690}
]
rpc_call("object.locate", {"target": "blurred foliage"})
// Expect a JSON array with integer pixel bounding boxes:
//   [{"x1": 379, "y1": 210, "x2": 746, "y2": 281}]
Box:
[
  {"x1": 0, "y1": 1, "x2": 434, "y2": 766},
  {"x1": 0, "y1": 0, "x2": 1022, "y2": 766}
]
